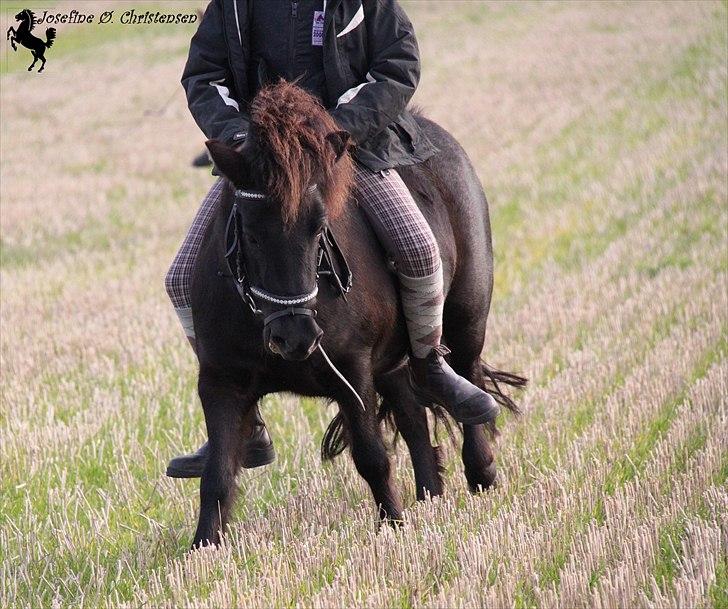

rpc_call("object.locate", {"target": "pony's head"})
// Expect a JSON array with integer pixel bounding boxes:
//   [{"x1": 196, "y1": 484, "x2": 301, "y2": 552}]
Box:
[
  {"x1": 15, "y1": 10, "x2": 35, "y2": 26},
  {"x1": 206, "y1": 80, "x2": 354, "y2": 360}
]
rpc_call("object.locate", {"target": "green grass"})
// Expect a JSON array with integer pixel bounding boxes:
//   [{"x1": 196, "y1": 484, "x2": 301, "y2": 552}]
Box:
[
  {"x1": 490, "y1": 24, "x2": 726, "y2": 297},
  {"x1": 652, "y1": 520, "x2": 689, "y2": 595},
  {"x1": 709, "y1": 557, "x2": 728, "y2": 609},
  {"x1": 602, "y1": 335, "x2": 726, "y2": 498}
]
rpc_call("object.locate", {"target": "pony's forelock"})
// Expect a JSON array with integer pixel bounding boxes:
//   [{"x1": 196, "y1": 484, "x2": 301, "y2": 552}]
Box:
[{"x1": 250, "y1": 81, "x2": 353, "y2": 225}]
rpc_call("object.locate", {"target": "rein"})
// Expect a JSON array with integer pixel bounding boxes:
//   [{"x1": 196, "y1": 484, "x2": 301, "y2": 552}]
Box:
[{"x1": 222, "y1": 188, "x2": 365, "y2": 412}]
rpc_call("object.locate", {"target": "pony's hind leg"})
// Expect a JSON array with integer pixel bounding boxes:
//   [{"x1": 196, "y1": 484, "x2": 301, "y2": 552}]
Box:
[
  {"x1": 451, "y1": 350, "x2": 498, "y2": 491},
  {"x1": 458, "y1": 381, "x2": 499, "y2": 491},
  {"x1": 38, "y1": 54, "x2": 46, "y2": 73},
  {"x1": 192, "y1": 368, "x2": 253, "y2": 548},
  {"x1": 27, "y1": 51, "x2": 37, "y2": 71},
  {"x1": 462, "y1": 422, "x2": 497, "y2": 491},
  {"x1": 377, "y1": 367, "x2": 444, "y2": 501},
  {"x1": 442, "y1": 309, "x2": 499, "y2": 492}
]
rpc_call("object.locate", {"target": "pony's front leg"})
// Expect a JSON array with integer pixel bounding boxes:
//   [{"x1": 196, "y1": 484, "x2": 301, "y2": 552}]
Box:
[
  {"x1": 192, "y1": 368, "x2": 254, "y2": 549},
  {"x1": 6, "y1": 29, "x2": 17, "y2": 51},
  {"x1": 339, "y1": 369, "x2": 403, "y2": 525}
]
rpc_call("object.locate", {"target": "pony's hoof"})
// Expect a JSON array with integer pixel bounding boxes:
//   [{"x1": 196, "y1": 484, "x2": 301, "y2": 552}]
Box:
[
  {"x1": 190, "y1": 537, "x2": 221, "y2": 551},
  {"x1": 465, "y1": 461, "x2": 498, "y2": 493},
  {"x1": 377, "y1": 512, "x2": 405, "y2": 531}
]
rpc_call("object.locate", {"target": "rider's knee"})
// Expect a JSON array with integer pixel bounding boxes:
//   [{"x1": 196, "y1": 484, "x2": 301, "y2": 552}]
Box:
[
  {"x1": 398, "y1": 230, "x2": 441, "y2": 278},
  {"x1": 164, "y1": 262, "x2": 190, "y2": 308},
  {"x1": 163, "y1": 265, "x2": 177, "y2": 300}
]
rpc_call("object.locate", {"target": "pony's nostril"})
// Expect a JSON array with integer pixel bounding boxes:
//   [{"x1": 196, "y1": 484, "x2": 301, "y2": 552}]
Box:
[
  {"x1": 305, "y1": 335, "x2": 324, "y2": 359},
  {"x1": 268, "y1": 335, "x2": 287, "y2": 354}
]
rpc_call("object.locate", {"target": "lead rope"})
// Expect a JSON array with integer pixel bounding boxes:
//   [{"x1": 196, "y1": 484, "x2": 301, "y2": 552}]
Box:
[{"x1": 316, "y1": 345, "x2": 366, "y2": 413}]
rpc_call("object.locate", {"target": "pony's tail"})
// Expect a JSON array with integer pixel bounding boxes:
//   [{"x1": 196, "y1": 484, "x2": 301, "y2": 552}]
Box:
[
  {"x1": 320, "y1": 363, "x2": 526, "y2": 460},
  {"x1": 480, "y1": 361, "x2": 527, "y2": 415},
  {"x1": 321, "y1": 411, "x2": 348, "y2": 461},
  {"x1": 379, "y1": 389, "x2": 457, "y2": 449},
  {"x1": 45, "y1": 28, "x2": 56, "y2": 48}
]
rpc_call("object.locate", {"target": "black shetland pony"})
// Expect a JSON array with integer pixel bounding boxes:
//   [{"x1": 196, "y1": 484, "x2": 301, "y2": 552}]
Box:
[
  {"x1": 6, "y1": 10, "x2": 56, "y2": 73},
  {"x1": 189, "y1": 81, "x2": 524, "y2": 548}
]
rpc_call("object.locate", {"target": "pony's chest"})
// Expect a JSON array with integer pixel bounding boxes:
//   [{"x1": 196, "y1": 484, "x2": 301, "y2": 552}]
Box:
[{"x1": 255, "y1": 359, "x2": 334, "y2": 398}]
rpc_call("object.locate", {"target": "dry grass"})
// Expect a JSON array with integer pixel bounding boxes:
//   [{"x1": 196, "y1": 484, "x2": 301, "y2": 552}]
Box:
[{"x1": 1, "y1": 1, "x2": 726, "y2": 607}]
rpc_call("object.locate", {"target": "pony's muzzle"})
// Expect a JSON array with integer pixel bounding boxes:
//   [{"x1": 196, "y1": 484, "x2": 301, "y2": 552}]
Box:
[{"x1": 265, "y1": 315, "x2": 323, "y2": 361}]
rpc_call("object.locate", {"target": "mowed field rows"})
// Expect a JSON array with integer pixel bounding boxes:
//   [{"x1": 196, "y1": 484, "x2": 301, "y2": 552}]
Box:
[{"x1": 1, "y1": 1, "x2": 726, "y2": 607}]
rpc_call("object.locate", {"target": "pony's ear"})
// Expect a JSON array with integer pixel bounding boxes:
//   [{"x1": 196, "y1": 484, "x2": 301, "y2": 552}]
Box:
[
  {"x1": 205, "y1": 140, "x2": 247, "y2": 184},
  {"x1": 325, "y1": 130, "x2": 352, "y2": 162}
]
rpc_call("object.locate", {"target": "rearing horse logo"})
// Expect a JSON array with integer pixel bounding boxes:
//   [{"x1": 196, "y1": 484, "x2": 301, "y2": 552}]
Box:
[{"x1": 6, "y1": 9, "x2": 56, "y2": 73}]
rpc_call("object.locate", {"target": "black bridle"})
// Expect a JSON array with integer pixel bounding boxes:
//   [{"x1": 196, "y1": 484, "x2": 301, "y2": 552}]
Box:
[
  {"x1": 222, "y1": 188, "x2": 352, "y2": 328},
  {"x1": 220, "y1": 186, "x2": 364, "y2": 412}
]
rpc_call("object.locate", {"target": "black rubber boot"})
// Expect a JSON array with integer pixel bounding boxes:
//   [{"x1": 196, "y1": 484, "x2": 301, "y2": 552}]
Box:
[
  {"x1": 166, "y1": 406, "x2": 275, "y2": 478},
  {"x1": 408, "y1": 345, "x2": 500, "y2": 425},
  {"x1": 191, "y1": 149, "x2": 212, "y2": 167}
]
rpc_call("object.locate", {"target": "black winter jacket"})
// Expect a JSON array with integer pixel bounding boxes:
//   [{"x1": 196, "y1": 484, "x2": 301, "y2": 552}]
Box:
[{"x1": 181, "y1": 0, "x2": 438, "y2": 171}]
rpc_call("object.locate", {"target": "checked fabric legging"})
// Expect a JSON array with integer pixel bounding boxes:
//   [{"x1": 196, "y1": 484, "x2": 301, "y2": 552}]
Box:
[{"x1": 165, "y1": 162, "x2": 444, "y2": 356}]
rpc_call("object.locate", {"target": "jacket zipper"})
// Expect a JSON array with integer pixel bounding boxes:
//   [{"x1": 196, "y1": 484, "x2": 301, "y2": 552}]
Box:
[
  {"x1": 289, "y1": 1, "x2": 298, "y2": 80},
  {"x1": 232, "y1": 0, "x2": 242, "y2": 47}
]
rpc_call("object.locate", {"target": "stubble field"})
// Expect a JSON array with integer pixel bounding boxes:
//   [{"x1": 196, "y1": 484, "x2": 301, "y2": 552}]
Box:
[{"x1": 1, "y1": 1, "x2": 726, "y2": 607}]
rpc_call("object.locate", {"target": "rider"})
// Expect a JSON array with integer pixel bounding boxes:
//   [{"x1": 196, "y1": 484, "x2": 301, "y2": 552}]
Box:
[{"x1": 165, "y1": 0, "x2": 500, "y2": 477}]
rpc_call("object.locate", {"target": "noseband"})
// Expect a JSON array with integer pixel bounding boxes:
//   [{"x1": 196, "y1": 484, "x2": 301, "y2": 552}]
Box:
[{"x1": 222, "y1": 187, "x2": 351, "y2": 328}]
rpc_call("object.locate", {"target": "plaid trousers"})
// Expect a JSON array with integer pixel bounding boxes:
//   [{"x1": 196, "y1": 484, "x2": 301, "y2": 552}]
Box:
[{"x1": 164, "y1": 163, "x2": 440, "y2": 310}]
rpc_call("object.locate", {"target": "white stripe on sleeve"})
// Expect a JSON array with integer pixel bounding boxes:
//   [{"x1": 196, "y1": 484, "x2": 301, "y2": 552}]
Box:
[
  {"x1": 336, "y1": 72, "x2": 375, "y2": 107},
  {"x1": 210, "y1": 79, "x2": 240, "y2": 111}
]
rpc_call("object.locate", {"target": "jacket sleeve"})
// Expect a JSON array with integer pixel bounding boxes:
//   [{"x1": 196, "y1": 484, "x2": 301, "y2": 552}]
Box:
[
  {"x1": 329, "y1": 0, "x2": 420, "y2": 145},
  {"x1": 181, "y1": 0, "x2": 250, "y2": 146}
]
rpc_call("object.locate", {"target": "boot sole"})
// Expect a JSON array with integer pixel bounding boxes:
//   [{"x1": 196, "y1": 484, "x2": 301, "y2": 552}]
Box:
[
  {"x1": 165, "y1": 443, "x2": 276, "y2": 478},
  {"x1": 242, "y1": 442, "x2": 276, "y2": 469},
  {"x1": 165, "y1": 459, "x2": 205, "y2": 479}
]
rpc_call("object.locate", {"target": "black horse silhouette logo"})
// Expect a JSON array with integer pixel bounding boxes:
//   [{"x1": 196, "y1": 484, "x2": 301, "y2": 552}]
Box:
[{"x1": 6, "y1": 9, "x2": 56, "y2": 73}]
